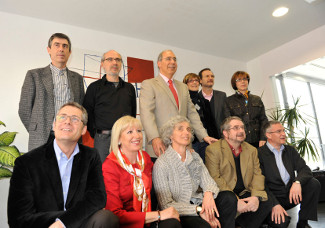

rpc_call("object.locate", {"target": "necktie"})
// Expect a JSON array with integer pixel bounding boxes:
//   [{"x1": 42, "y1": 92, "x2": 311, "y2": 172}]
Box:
[{"x1": 168, "y1": 80, "x2": 179, "y2": 109}]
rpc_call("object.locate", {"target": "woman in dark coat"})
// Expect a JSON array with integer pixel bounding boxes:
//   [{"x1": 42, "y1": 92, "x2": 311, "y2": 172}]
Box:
[
  {"x1": 224, "y1": 71, "x2": 268, "y2": 148},
  {"x1": 183, "y1": 73, "x2": 218, "y2": 161}
]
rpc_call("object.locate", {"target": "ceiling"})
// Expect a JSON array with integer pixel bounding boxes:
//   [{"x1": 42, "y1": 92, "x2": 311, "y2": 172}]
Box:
[{"x1": 1, "y1": 0, "x2": 325, "y2": 61}]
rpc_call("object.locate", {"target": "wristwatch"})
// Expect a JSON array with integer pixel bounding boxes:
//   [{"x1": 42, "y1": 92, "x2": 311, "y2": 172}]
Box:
[
  {"x1": 196, "y1": 206, "x2": 202, "y2": 215},
  {"x1": 295, "y1": 180, "x2": 301, "y2": 184}
]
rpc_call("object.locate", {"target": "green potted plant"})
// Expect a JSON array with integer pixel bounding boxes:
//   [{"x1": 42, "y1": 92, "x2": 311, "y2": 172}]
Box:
[
  {"x1": 0, "y1": 121, "x2": 21, "y2": 179},
  {"x1": 268, "y1": 97, "x2": 319, "y2": 161}
]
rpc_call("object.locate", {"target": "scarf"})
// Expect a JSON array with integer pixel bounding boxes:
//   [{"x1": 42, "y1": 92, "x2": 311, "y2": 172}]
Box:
[{"x1": 115, "y1": 149, "x2": 151, "y2": 212}]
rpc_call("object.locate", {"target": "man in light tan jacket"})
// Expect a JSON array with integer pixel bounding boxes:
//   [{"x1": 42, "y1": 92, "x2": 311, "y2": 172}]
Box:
[{"x1": 206, "y1": 116, "x2": 272, "y2": 228}]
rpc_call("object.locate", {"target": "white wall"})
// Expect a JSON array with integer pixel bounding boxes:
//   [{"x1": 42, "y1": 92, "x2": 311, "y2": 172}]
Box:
[
  {"x1": 0, "y1": 11, "x2": 245, "y2": 227},
  {"x1": 247, "y1": 25, "x2": 325, "y2": 112}
]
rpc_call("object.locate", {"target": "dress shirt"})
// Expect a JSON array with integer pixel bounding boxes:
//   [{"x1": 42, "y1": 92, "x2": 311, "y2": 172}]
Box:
[
  {"x1": 159, "y1": 73, "x2": 179, "y2": 96},
  {"x1": 202, "y1": 90, "x2": 213, "y2": 102},
  {"x1": 50, "y1": 64, "x2": 71, "y2": 116},
  {"x1": 54, "y1": 139, "x2": 79, "y2": 210},
  {"x1": 266, "y1": 142, "x2": 290, "y2": 185}
]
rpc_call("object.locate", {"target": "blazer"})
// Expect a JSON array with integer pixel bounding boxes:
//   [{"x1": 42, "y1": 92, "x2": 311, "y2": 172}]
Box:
[
  {"x1": 18, "y1": 65, "x2": 85, "y2": 151},
  {"x1": 199, "y1": 90, "x2": 226, "y2": 138},
  {"x1": 139, "y1": 75, "x2": 207, "y2": 156},
  {"x1": 153, "y1": 146, "x2": 219, "y2": 216},
  {"x1": 7, "y1": 141, "x2": 106, "y2": 228},
  {"x1": 258, "y1": 144, "x2": 313, "y2": 206},
  {"x1": 103, "y1": 151, "x2": 153, "y2": 228},
  {"x1": 205, "y1": 139, "x2": 267, "y2": 200}
]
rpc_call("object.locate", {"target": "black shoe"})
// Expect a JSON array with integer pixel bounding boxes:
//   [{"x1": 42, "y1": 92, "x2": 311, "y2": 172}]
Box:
[{"x1": 297, "y1": 220, "x2": 312, "y2": 228}]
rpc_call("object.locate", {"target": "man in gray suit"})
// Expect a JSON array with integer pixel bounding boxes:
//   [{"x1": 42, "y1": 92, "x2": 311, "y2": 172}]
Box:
[
  {"x1": 19, "y1": 33, "x2": 85, "y2": 151},
  {"x1": 199, "y1": 68, "x2": 226, "y2": 139},
  {"x1": 139, "y1": 50, "x2": 217, "y2": 157}
]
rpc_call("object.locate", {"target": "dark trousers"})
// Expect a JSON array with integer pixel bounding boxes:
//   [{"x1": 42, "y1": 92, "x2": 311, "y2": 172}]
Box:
[
  {"x1": 94, "y1": 132, "x2": 111, "y2": 163},
  {"x1": 267, "y1": 177, "x2": 321, "y2": 228},
  {"x1": 150, "y1": 218, "x2": 182, "y2": 228},
  {"x1": 192, "y1": 141, "x2": 209, "y2": 162},
  {"x1": 235, "y1": 192, "x2": 273, "y2": 228},
  {"x1": 81, "y1": 209, "x2": 119, "y2": 228},
  {"x1": 179, "y1": 191, "x2": 237, "y2": 228}
]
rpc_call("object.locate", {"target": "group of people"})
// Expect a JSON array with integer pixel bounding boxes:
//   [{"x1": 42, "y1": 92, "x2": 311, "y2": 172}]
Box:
[{"x1": 7, "y1": 32, "x2": 321, "y2": 228}]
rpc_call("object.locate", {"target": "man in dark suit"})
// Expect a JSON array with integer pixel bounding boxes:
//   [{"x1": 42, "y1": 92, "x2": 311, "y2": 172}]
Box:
[
  {"x1": 258, "y1": 121, "x2": 320, "y2": 228},
  {"x1": 19, "y1": 33, "x2": 85, "y2": 151},
  {"x1": 198, "y1": 68, "x2": 226, "y2": 138},
  {"x1": 8, "y1": 102, "x2": 118, "y2": 228}
]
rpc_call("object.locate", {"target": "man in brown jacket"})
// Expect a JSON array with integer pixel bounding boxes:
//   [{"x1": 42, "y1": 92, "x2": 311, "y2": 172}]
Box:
[{"x1": 206, "y1": 116, "x2": 272, "y2": 228}]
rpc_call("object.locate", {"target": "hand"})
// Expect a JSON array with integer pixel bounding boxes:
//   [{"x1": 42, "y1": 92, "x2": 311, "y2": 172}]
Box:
[
  {"x1": 49, "y1": 220, "x2": 64, "y2": 228},
  {"x1": 237, "y1": 198, "x2": 248, "y2": 213},
  {"x1": 242, "y1": 196, "x2": 259, "y2": 212},
  {"x1": 271, "y1": 204, "x2": 288, "y2": 224},
  {"x1": 200, "y1": 211, "x2": 221, "y2": 228},
  {"x1": 203, "y1": 136, "x2": 218, "y2": 144},
  {"x1": 202, "y1": 192, "x2": 219, "y2": 221},
  {"x1": 289, "y1": 182, "x2": 302, "y2": 204},
  {"x1": 160, "y1": 207, "x2": 180, "y2": 221},
  {"x1": 152, "y1": 137, "x2": 166, "y2": 156},
  {"x1": 259, "y1": 140, "x2": 266, "y2": 147}
]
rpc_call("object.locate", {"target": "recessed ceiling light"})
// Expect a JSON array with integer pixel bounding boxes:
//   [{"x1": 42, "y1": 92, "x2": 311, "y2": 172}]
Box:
[{"x1": 272, "y1": 7, "x2": 289, "y2": 17}]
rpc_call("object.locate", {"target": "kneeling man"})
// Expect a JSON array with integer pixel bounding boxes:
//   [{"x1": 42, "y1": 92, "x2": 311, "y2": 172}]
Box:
[
  {"x1": 258, "y1": 121, "x2": 320, "y2": 228},
  {"x1": 206, "y1": 116, "x2": 272, "y2": 228},
  {"x1": 8, "y1": 102, "x2": 118, "y2": 228}
]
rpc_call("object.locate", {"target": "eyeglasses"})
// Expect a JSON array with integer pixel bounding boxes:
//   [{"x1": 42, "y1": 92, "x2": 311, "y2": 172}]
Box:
[
  {"x1": 267, "y1": 129, "x2": 285, "y2": 134},
  {"x1": 163, "y1": 57, "x2": 177, "y2": 62},
  {"x1": 235, "y1": 78, "x2": 248, "y2": 82},
  {"x1": 228, "y1": 125, "x2": 245, "y2": 131},
  {"x1": 188, "y1": 79, "x2": 199, "y2": 83},
  {"x1": 104, "y1": 57, "x2": 122, "y2": 63},
  {"x1": 56, "y1": 115, "x2": 84, "y2": 124}
]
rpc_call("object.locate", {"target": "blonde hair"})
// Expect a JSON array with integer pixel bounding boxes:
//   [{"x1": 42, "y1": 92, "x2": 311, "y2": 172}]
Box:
[{"x1": 110, "y1": 116, "x2": 143, "y2": 156}]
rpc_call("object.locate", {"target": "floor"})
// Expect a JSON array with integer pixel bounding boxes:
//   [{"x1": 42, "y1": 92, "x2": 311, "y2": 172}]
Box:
[{"x1": 287, "y1": 202, "x2": 325, "y2": 228}]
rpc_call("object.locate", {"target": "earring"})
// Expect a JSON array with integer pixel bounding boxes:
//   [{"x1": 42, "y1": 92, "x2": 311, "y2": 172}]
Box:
[{"x1": 118, "y1": 142, "x2": 121, "y2": 146}]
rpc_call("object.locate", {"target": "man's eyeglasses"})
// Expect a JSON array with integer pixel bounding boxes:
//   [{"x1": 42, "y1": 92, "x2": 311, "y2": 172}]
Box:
[
  {"x1": 104, "y1": 57, "x2": 122, "y2": 63},
  {"x1": 267, "y1": 129, "x2": 285, "y2": 134},
  {"x1": 228, "y1": 125, "x2": 245, "y2": 131},
  {"x1": 235, "y1": 78, "x2": 248, "y2": 82},
  {"x1": 56, "y1": 115, "x2": 84, "y2": 124},
  {"x1": 163, "y1": 57, "x2": 177, "y2": 62}
]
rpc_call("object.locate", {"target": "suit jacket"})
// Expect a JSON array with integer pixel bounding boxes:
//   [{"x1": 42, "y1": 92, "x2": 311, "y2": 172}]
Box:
[
  {"x1": 18, "y1": 65, "x2": 85, "y2": 151},
  {"x1": 139, "y1": 76, "x2": 207, "y2": 156},
  {"x1": 199, "y1": 90, "x2": 226, "y2": 138},
  {"x1": 205, "y1": 139, "x2": 267, "y2": 200},
  {"x1": 258, "y1": 144, "x2": 313, "y2": 206},
  {"x1": 7, "y1": 142, "x2": 106, "y2": 228}
]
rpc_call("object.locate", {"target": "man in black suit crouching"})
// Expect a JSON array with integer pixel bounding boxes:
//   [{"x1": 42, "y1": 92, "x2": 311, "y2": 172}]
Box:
[
  {"x1": 8, "y1": 102, "x2": 118, "y2": 228},
  {"x1": 258, "y1": 120, "x2": 320, "y2": 228}
]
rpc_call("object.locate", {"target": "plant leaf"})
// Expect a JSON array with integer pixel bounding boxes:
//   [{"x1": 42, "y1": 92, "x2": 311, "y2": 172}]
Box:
[
  {"x1": 0, "y1": 121, "x2": 5, "y2": 127},
  {"x1": 0, "y1": 131, "x2": 17, "y2": 146},
  {"x1": 0, "y1": 166, "x2": 12, "y2": 179},
  {"x1": 0, "y1": 146, "x2": 20, "y2": 167}
]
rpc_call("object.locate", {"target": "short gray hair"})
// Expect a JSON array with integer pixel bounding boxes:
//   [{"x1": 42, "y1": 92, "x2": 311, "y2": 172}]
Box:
[
  {"x1": 263, "y1": 120, "x2": 282, "y2": 135},
  {"x1": 220, "y1": 116, "x2": 243, "y2": 138},
  {"x1": 58, "y1": 102, "x2": 88, "y2": 126},
  {"x1": 157, "y1": 49, "x2": 173, "y2": 62},
  {"x1": 159, "y1": 115, "x2": 194, "y2": 146}
]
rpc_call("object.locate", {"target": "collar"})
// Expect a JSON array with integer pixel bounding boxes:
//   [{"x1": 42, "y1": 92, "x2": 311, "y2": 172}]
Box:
[
  {"x1": 266, "y1": 141, "x2": 284, "y2": 153},
  {"x1": 102, "y1": 75, "x2": 123, "y2": 85},
  {"x1": 202, "y1": 89, "x2": 213, "y2": 97},
  {"x1": 50, "y1": 63, "x2": 67, "y2": 74},
  {"x1": 227, "y1": 141, "x2": 242, "y2": 157},
  {"x1": 53, "y1": 139, "x2": 80, "y2": 161},
  {"x1": 159, "y1": 73, "x2": 174, "y2": 84}
]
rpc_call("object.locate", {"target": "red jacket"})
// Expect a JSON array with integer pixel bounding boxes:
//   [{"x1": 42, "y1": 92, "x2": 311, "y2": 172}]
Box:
[{"x1": 103, "y1": 151, "x2": 153, "y2": 228}]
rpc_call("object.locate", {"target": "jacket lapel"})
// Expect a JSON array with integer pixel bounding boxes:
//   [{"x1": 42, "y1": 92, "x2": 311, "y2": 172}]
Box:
[
  {"x1": 65, "y1": 149, "x2": 82, "y2": 206},
  {"x1": 44, "y1": 142, "x2": 64, "y2": 209},
  {"x1": 239, "y1": 143, "x2": 250, "y2": 179},
  {"x1": 221, "y1": 140, "x2": 236, "y2": 170},
  {"x1": 156, "y1": 76, "x2": 178, "y2": 109},
  {"x1": 42, "y1": 65, "x2": 55, "y2": 107},
  {"x1": 66, "y1": 68, "x2": 75, "y2": 101}
]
